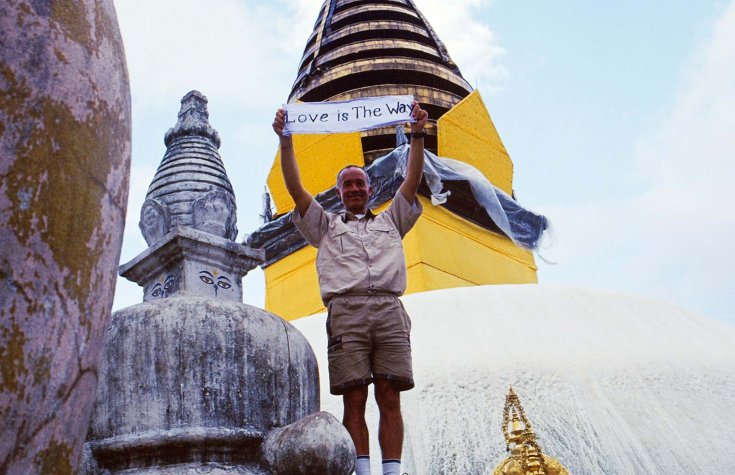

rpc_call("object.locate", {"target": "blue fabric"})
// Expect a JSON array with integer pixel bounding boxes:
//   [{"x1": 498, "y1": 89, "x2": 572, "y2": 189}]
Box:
[{"x1": 247, "y1": 130, "x2": 548, "y2": 265}]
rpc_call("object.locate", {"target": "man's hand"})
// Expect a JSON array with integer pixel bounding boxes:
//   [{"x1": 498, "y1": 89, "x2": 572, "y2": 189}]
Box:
[
  {"x1": 273, "y1": 108, "x2": 287, "y2": 137},
  {"x1": 410, "y1": 101, "x2": 428, "y2": 133},
  {"x1": 274, "y1": 108, "x2": 311, "y2": 217}
]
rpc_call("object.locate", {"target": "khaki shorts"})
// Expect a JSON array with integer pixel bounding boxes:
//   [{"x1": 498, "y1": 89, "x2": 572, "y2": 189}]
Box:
[{"x1": 326, "y1": 293, "x2": 413, "y2": 395}]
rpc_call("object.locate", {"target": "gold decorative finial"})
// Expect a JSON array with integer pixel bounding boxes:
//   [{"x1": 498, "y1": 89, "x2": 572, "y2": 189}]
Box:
[{"x1": 492, "y1": 387, "x2": 571, "y2": 475}]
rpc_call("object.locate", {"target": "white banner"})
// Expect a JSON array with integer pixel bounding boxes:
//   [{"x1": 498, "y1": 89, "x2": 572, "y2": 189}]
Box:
[{"x1": 282, "y1": 95, "x2": 415, "y2": 135}]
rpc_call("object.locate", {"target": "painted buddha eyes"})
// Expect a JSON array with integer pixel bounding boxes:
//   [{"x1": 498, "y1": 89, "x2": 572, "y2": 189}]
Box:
[
  {"x1": 150, "y1": 272, "x2": 231, "y2": 298},
  {"x1": 199, "y1": 270, "x2": 232, "y2": 294},
  {"x1": 150, "y1": 275, "x2": 176, "y2": 298}
]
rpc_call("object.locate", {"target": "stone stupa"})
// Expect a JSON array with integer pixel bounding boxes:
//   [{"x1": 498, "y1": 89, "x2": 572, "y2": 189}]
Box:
[{"x1": 83, "y1": 91, "x2": 354, "y2": 475}]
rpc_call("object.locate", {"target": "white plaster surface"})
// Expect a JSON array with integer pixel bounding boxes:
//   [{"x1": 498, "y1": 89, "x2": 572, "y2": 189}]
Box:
[{"x1": 293, "y1": 284, "x2": 735, "y2": 475}]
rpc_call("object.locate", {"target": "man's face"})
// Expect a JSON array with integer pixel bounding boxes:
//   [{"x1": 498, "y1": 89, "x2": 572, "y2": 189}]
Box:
[{"x1": 337, "y1": 167, "x2": 372, "y2": 214}]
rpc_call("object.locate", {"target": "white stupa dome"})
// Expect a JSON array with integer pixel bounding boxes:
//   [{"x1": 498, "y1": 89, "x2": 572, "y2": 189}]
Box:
[{"x1": 292, "y1": 284, "x2": 735, "y2": 474}]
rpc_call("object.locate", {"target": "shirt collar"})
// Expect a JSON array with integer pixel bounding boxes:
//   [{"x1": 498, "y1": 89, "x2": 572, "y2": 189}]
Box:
[{"x1": 342, "y1": 208, "x2": 376, "y2": 222}]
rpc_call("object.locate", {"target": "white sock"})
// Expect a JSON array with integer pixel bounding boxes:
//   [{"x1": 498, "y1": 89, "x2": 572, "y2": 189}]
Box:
[
  {"x1": 355, "y1": 455, "x2": 371, "y2": 475},
  {"x1": 382, "y1": 459, "x2": 401, "y2": 475}
]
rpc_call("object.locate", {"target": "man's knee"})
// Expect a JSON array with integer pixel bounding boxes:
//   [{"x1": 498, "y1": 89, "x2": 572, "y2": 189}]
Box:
[
  {"x1": 343, "y1": 385, "x2": 369, "y2": 418},
  {"x1": 374, "y1": 379, "x2": 401, "y2": 415}
]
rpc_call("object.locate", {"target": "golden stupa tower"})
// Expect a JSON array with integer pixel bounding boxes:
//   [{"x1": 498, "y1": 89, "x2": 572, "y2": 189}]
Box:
[
  {"x1": 252, "y1": 0, "x2": 540, "y2": 319},
  {"x1": 492, "y1": 387, "x2": 570, "y2": 475}
]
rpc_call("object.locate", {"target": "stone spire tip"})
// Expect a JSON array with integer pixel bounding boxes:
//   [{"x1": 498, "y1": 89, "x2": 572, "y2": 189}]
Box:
[{"x1": 164, "y1": 90, "x2": 221, "y2": 148}]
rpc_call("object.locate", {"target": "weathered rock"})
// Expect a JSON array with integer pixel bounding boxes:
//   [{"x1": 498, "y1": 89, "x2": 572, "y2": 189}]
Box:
[
  {"x1": 0, "y1": 0, "x2": 130, "y2": 472},
  {"x1": 263, "y1": 412, "x2": 355, "y2": 475}
]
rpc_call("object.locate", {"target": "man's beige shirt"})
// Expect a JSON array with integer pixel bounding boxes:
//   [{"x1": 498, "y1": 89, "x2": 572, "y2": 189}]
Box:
[{"x1": 292, "y1": 192, "x2": 422, "y2": 304}]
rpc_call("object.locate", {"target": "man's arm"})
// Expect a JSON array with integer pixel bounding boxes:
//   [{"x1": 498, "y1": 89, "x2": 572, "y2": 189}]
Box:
[
  {"x1": 273, "y1": 108, "x2": 312, "y2": 217},
  {"x1": 397, "y1": 101, "x2": 429, "y2": 204}
]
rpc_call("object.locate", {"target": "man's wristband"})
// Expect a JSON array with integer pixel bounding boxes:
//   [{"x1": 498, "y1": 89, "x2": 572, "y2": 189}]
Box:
[{"x1": 410, "y1": 132, "x2": 426, "y2": 139}]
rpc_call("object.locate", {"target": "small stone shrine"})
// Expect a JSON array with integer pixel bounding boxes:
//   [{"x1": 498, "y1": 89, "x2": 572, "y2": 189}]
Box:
[{"x1": 83, "y1": 91, "x2": 354, "y2": 474}]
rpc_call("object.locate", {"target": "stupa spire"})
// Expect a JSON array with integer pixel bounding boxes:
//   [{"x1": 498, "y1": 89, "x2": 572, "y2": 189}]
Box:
[
  {"x1": 289, "y1": 0, "x2": 473, "y2": 161},
  {"x1": 140, "y1": 90, "x2": 235, "y2": 246},
  {"x1": 164, "y1": 90, "x2": 221, "y2": 148},
  {"x1": 493, "y1": 387, "x2": 570, "y2": 475}
]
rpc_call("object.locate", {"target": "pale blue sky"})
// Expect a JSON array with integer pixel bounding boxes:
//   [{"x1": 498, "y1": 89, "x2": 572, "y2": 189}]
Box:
[{"x1": 113, "y1": 0, "x2": 735, "y2": 324}]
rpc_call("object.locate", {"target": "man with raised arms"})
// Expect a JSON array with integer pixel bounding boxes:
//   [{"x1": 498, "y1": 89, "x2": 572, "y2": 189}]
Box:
[{"x1": 272, "y1": 102, "x2": 428, "y2": 475}]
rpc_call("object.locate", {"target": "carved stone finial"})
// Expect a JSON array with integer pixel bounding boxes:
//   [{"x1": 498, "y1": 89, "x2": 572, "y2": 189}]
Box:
[
  {"x1": 140, "y1": 91, "x2": 237, "y2": 246},
  {"x1": 164, "y1": 90, "x2": 221, "y2": 148}
]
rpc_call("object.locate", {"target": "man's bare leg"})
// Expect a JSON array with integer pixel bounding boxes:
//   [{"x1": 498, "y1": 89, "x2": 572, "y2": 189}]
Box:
[
  {"x1": 343, "y1": 384, "x2": 370, "y2": 455},
  {"x1": 374, "y1": 379, "x2": 403, "y2": 460}
]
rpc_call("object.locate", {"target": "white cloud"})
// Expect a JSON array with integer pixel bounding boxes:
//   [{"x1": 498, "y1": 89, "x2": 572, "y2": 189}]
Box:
[
  {"x1": 115, "y1": 0, "x2": 315, "y2": 109},
  {"x1": 413, "y1": 0, "x2": 507, "y2": 92},
  {"x1": 543, "y1": 1, "x2": 735, "y2": 323},
  {"x1": 632, "y1": 1, "x2": 735, "y2": 320}
]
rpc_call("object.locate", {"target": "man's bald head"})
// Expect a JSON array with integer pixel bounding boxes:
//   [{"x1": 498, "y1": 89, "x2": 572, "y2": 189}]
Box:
[{"x1": 336, "y1": 165, "x2": 370, "y2": 191}]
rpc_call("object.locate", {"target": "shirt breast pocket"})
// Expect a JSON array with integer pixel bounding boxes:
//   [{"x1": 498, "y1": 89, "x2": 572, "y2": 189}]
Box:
[
  {"x1": 369, "y1": 221, "x2": 401, "y2": 249},
  {"x1": 327, "y1": 227, "x2": 357, "y2": 256}
]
